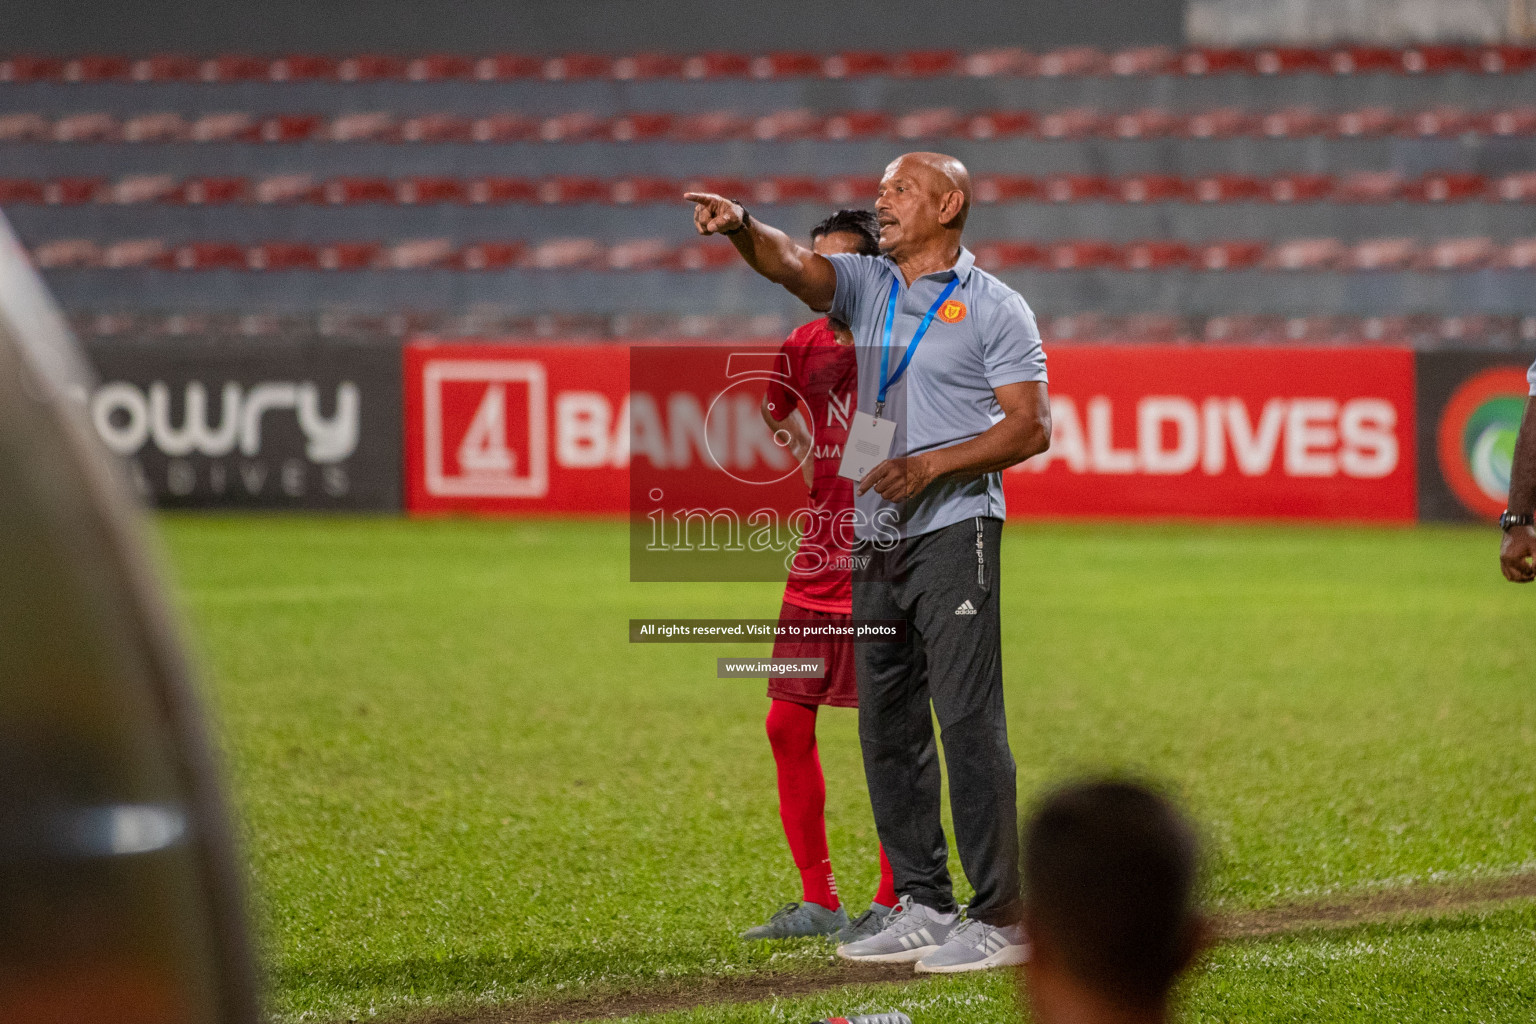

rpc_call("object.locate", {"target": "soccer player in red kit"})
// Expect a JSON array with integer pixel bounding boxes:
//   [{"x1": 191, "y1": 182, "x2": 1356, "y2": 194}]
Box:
[{"x1": 741, "y1": 210, "x2": 898, "y2": 943}]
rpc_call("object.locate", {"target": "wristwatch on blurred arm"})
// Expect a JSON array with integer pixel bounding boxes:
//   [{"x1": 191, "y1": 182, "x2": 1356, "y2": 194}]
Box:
[{"x1": 1500, "y1": 510, "x2": 1534, "y2": 531}]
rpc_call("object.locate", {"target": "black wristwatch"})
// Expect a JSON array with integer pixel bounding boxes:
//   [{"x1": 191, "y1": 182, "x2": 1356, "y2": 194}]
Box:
[
  {"x1": 721, "y1": 201, "x2": 752, "y2": 235},
  {"x1": 1500, "y1": 510, "x2": 1534, "y2": 531}
]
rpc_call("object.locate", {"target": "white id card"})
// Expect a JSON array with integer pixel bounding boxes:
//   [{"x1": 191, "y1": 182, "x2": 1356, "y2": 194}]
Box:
[{"x1": 837, "y1": 412, "x2": 897, "y2": 481}]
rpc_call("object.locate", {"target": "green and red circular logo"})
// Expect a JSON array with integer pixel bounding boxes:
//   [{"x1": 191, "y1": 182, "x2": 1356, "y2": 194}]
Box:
[{"x1": 1436, "y1": 367, "x2": 1531, "y2": 519}]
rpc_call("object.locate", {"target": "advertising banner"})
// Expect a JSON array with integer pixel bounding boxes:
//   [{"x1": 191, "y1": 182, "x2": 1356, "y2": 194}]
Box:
[
  {"x1": 84, "y1": 339, "x2": 402, "y2": 510},
  {"x1": 405, "y1": 341, "x2": 1418, "y2": 523},
  {"x1": 1415, "y1": 350, "x2": 1536, "y2": 522}
]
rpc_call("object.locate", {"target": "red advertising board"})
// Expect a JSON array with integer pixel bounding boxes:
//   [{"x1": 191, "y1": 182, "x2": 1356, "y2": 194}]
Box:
[{"x1": 405, "y1": 341, "x2": 1417, "y2": 521}]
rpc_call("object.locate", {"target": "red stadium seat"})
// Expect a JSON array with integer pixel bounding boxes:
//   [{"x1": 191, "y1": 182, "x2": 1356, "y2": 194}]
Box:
[
  {"x1": 381, "y1": 239, "x2": 457, "y2": 269},
  {"x1": 1038, "y1": 47, "x2": 1108, "y2": 77},
  {"x1": 1111, "y1": 107, "x2": 1179, "y2": 139},
  {"x1": 246, "y1": 242, "x2": 320, "y2": 270},
  {"x1": 1343, "y1": 238, "x2": 1419, "y2": 270},
  {"x1": 397, "y1": 176, "x2": 469, "y2": 204},
  {"x1": 320, "y1": 242, "x2": 383, "y2": 270},
  {"x1": 962, "y1": 47, "x2": 1034, "y2": 77},
  {"x1": 472, "y1": 114, "x2": 539, "y2": 143},
  {"x1": 200, "y1": 54, "x2": 270, "y2": 82},
  {"x1": 671, "y1": 241, "x2": 742, "y2": 271},
  {"x1": 185, "y1": 177, "x2": 251, "y2": 204},
  {"x1": 1254, "y1": 47, "x2": 1330, "y2": 75},
  {"x1": 895, "y1": 108, "x2": 961, "y2": 140},
  {"x1": 53, "y1": 113, "x2": 119, "y2": 142},
  {"x1": 473, "y1": 55, "x2": 543, "y2": 80},
  {"x1": 1109, "y1": 46, "x2": 1177, "y2": 75},
  {"x1": 897, "y1": 50, "x2": 960, "y2": 76},
  {"x1": 538, "y1": 112, "x2": 611, "y2": 142},
  {"x1": 1037, "y1": 108, "x2": 1103, "y2": 139},
  {"x1": 973, "y1": 175, "x2": 1042, "y2": 203},
  {"x1": 0, "y1": 114, "x2": 53, "y2": 142},
  {"x1": 610, "y1": 113, "x2": 675, "y2": 142},
  {"x1": 1269, "y1": 174, "x2": 1335, "y2": 203},
  {"x1": 1265, "y1": 238, "x2": 1345, "y2": 270},
  {"x1": 1401, "y1": 45, "x2": 1477, "y2": 74},
  {"x1": 612, "y1": 53, "x2": 686, "y2": 79},
  {"x1": 1121, "y1": 240, "x2": 1194, "y2": 269},
  {"x1": 1334, "y1": 171, "x2": 1404, "y2": 202},
  {"x1": 1258, "y1": 106, "x2": 1325, "y2": 138},
  {"x1": 31, "y1": 239, "x2": 101, "y2": 268},
  {"x1": 122, "y1": 112, "x2": 190, "y2": 142},
  {"x1": 823, "y1": 111, "x2": 893, "y2": 140},
  {"x1": 1329, "y1": 46, "x2": 1404, "y2": 74},
  {"x1": 455, "y1": 241, "x2": 526, "y2": 270},
  {"x1": 1479, "y1": 107, "x2": 1536, "y2": 136},
  {"x1": 753, "y1": 52, "x2": 825, "y2": 78},
  {"x1": 324, "y1": 177, "x2": 396, "y2": 204},
  {"x1": 65, "y1": 55, "x2": 131, "y2": 81},
  {"x1": 338, "y1": 54, "x2": 409, "y2": 81},
  {"x1": 1331, "y1": 106, "x2": 1401, "y2": 137},
  {"x1": 671, "y1": 111, "x2": 751, "y2": 141},
  {"x1": 1495, "y1": 172, "x2": 1536, "y2": 201},
  {"x1": 825, "y1": 175, "x2": 880, "y2": 204},
  {"x1": 971, "y1": 242, "x2": 1046, "y2": 270},
  {"x1": 753, "y1": 108, "x2": 826, "y2": 141},
  {"x1": 538, "y1": 177, "x2": 611, "y2": 204},
  {"x1": 751, "y1": 176, "x2": 828, "y2": 204},
  {"x1": 1, "y1": 56, "x2": 66, "y2": 82},
  {"x1": 1118, "y1": 174, "x2": 1189, "y2": 203},
  {"x1": 1044, "y1": 174, "x2": 1115, "y2": 202},
  {"x1": 606, "y1": 238, "x2": 673, "y2": 270},
  {"x1": 1403, "y1": 172, "x2": 1488, "y2": 202},
  {"x1": 528, "y1": 238, "x2": 605, "y2": 270},
  {"x1": 682, "y1": 52, "x2": 752, "y2": 79},
  {"x1": 328, "y1": 112, "x2": 399, "y2": 142},
  {"x1": 965, "y1": 110, "x2": 1036, "y2": 140},
  {"x1": 1478, "y1": 45, "x2": 1536, "y2": 73},
  {"x1": 611, "y1": 177, "x2": 679, "y2": 204},
  {"x1": 1193, "y1": 174, "x2": 1266, "y2": 202},
  {"x1": 1195, "y1": 240, "x2": 1267, "y2": 270},
  {"x1": 1417, "y1": 237, "x2": 1497, "y2": 270},
  {"x1": 1182, "y1": 107, "x2": 1253, "y2": 139},
  {"x1": 681, "y1": 176, "x2": 752, "y2": 199},
  {"x1": 174, "y1": 242, "x2": 248, "y2": 270},
  {"x1": 261, "y1": 114, "x2": 324, "y2": 143},
  {"x1": 269, "y1": 55, "x2": 339, "y2": 81},
  {"x1": 253, "y1": 174, "x2": 321, "y2": 204},
  {"x1": 1116, "y1": 314, "x2": 1197, "y2": 342},
  {"x1": 1180, "y1": 48, "x2": 1257, "y2": 75},
  {"x1": 544, "y1": 54, "x2": 614, "y2": 81},
  {"x1": 108, "y1": 174, "x2": 186, "y2": 204},
  {"x1": 191, "y1": 112, "x2": 259, "y2": 142},
  {"x1": 1049, "y1": 240, "x2": 1121, "y2": 269},
  {"x1": 132, "y1": 54, "x2": 199, "y2": 81},
  {"x1": 44, "y1": 178, "x2": 105, "y2": 205},
  {"x1": 1497, "y1": 239, "x2": 1536, "y2": 269},
  {"x1": 824, "y1": 51, "x2": 896, "y2": 77},
  {"x1": 400, "y1": 114, "x2": 473, "y2": 143},
  {"x1": 468, "y1": 177, "x2": 539, "y2": 204},
  {"x1": 407, "y1": 54, "x2": 474, "y2": 81},
  {"x1": 1403, "y1": 105, "x2": 1474, "y2": 137},
  {"x1": 0, "y1": 179, "x2": 45, "y2": 204}
]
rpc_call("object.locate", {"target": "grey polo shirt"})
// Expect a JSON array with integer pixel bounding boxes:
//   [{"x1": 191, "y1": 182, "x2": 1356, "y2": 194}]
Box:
[{"x1": 826, "y1": 246, "x2": 1047, "y2": 541}]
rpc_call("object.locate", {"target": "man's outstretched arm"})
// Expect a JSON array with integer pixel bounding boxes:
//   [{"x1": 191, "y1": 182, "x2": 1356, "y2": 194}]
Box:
[{"x1": 685, "y1": 192, "x2": 838, "y2": 311}]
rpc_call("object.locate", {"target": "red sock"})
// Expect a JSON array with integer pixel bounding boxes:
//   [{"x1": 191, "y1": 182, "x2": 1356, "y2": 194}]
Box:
[
  {"x1": 766, "y1": 699, "x2": 839, "y2": 910},
  {"x1": 874, "y1": 844, "x2": 898, "y2": 908}
]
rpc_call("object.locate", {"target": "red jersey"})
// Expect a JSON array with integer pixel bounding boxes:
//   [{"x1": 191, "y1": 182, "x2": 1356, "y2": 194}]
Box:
[{"x1": 762, "y1": 318, "x2": 857, "y2": 614}]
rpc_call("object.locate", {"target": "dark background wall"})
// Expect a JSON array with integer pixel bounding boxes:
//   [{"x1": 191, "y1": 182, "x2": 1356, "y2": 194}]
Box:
[{"x1": 4, "y1": 0, "x2": 1185, "y2": 54}]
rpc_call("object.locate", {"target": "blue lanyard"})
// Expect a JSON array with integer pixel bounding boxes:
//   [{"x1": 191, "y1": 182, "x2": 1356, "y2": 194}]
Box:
[{"x1": 877, "y1": 276, "x2": 960, "y2": 415}]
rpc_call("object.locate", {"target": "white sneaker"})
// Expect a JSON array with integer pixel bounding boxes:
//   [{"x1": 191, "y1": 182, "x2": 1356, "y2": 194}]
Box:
[
  {"x1": 835, "y1": 894, "x2": 959, "y2": 963},
  {"x1": 914, "y1": 917, "x2": 1030, "y2": 973}
]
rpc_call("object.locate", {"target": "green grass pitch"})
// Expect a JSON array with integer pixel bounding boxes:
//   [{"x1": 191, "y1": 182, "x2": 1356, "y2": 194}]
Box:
[{"x1": 155, "y1": 517, "x2": 1536, "y2": 1023}]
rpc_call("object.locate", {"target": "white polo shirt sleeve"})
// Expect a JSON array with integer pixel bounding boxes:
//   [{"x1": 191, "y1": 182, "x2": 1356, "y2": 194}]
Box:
[
  {"x1": 979, "y1": 290, "x2": 1048, "y2": 388},
  {"x1": 825, "y1": 253, "x2": 887, "y2": 327}
]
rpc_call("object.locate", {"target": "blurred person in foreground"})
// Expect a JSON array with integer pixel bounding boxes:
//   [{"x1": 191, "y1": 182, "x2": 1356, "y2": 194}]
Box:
[
  {"x1": 1497, "y1": 357, "x2": 1536, "y2": 583},
  {"x1": 687, "y1": 152, "x2": 1050, "y2": 972},
  {"x1": 1020, "y1": 780, "x2": 1207, "y2": 1024},
  {"x1": 742, "y1": 210, "x2": 898, "y2": 943}
]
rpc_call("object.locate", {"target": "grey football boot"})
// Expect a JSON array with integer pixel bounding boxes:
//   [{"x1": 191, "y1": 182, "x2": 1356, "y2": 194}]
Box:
[
  {"x1": 741, "y1": 900, "x2": 849, "y2": 941},
  {"x1": 835, "y1": 901, "x2": 896, "y2": 944},
  {"x1": 835, "y1": 895, "x2": 958, "y2": 963},
  {"x1": 913, "y1": 917, "x2": 1030, "y2": 973}
]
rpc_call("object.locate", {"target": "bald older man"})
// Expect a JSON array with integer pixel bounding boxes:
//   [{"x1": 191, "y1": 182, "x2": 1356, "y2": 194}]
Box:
[{"x1": 688, "y1": 152, "x2": 1050, "y2": 973}]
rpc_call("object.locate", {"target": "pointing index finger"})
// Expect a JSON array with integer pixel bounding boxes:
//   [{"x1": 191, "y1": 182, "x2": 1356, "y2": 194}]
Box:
[{"x1": 683, "y1": 192, "x2": 717, "y2": 205}]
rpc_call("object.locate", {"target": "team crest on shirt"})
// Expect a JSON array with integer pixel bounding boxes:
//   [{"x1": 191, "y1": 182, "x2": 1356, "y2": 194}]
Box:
[{"x1": 938, "y1": 299, "x2": 968, "y2": 324}]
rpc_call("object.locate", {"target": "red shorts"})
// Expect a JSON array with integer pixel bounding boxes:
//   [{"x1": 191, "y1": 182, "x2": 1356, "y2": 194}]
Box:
[{"x1": 767, "y1": 600, "x2": 859, "y2": 708}]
